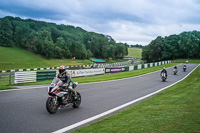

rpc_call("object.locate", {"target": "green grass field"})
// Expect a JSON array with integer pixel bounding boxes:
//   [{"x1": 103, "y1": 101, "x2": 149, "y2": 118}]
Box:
[
  {"x1": 0, "y1": 47, "x2": 131, "y2": 71},
  {"x1": 0, "y1": 47, "x2": 93, "y2": 70},
  {"x1": 73, "y1": 65, "x2": 200, "y2": 133},
  {"x1": 128, "y1": 47, "x2": 142, "y2": 58}
]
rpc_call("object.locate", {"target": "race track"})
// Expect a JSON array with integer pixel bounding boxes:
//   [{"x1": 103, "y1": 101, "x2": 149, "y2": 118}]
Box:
[{"x1": 0, "y1": 64, "x2": 198, "y2": 133}]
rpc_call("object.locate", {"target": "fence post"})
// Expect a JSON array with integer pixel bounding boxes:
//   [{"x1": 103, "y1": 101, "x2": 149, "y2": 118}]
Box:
[{"x1": 9, "y1": 72, "x2": 11, "y2": 85}]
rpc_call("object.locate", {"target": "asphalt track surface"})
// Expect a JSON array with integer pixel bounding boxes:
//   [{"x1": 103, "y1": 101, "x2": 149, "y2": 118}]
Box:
[{"x1": 0, "y1": 64, "x2": 199, "y2": 133}]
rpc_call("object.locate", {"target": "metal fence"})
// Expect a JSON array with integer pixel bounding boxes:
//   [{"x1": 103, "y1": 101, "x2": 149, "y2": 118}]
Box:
[{"x1": 0, "y1": 73, "x2": 14, "y2": 86}]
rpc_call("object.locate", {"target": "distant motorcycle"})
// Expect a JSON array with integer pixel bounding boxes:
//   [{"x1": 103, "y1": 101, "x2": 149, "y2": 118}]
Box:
[
  {"x1": 46, "y1": 78, "x2": 81, "y2": 114},
  {"x1": 183, "y1": 65, "x2": 186, "y2": 72},
  {"x1": 161, "y1": 72, "x2": 167, "y2": 82},
  {"x1": 173, "y1": 69, "x2": 178, "y2": 75}
]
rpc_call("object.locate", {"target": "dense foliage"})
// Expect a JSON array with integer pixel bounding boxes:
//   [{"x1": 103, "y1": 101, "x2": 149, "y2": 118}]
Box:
[
  {"x1": 129, "y1": 44, "x2": 143, "y2": 48},
  {"x1": 0, "y1": 16, "x2": 128, "y2": 59},
  {"x1": 142, "y1": 31, "x2": 200, "y2": 62}
]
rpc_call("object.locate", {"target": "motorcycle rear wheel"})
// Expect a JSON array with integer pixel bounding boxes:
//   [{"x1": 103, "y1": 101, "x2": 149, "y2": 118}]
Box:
[
  {"x1": 162, "y1": 77, "x2": 166, "y2": 82},
  {"x1": 46, "y1": 97, "x2": 59, "y2": 114}
]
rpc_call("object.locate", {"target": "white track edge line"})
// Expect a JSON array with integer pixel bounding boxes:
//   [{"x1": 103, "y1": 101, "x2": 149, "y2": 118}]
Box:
[{"x1": 53, "y1": 64, "x2": 199, "y2": 133}]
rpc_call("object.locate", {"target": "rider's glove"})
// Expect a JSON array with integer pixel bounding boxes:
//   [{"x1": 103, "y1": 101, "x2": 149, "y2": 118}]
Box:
[
  {"x1": 63, "y1": 83, "x2": 68, "y2": 86},
  {"x1": 68, "y1": 86, "x2": 72, "y2": 89}
]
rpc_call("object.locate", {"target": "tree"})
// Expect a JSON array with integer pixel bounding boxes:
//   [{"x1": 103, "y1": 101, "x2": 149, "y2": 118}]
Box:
[
  {"x1": 86, "y1": 49, "x2": 93, "y2": 59},
  {"x1": 0, "y1": 17, "x2": 13, "y2": 46},
  {"x1": 0, "y1": 16, "x2": 132, "y2": 59},
  {"x1": 142, "y1": 31, "x2": 200, "y2": 62},
  {"x1": 36, "y1": 30, "x2": 54, "y2": 58}
]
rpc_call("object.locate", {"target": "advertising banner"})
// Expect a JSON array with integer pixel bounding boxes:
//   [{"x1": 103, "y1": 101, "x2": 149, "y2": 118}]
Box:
[
  {"x1": 110, "y1": 67, "x2": 122, "y2": 73},
  {"x1": 71, "y1": 68, "x2": 105, "y2": 77},
  {"x1": 105, "y1": 67, "x2": 126, "y2": 73}
]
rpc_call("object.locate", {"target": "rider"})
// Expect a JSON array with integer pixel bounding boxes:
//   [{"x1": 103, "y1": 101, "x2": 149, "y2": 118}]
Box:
[
  {"x1": 57, "y1": 65, "x2": 76, "y2": 95},
  {"x1": 160, "y1": 67, "x2": 167, "y2": 77}
]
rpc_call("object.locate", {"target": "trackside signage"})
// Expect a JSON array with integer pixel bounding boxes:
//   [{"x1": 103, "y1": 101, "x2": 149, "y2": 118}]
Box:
[
  {"x1": 71, "y1": 68, "x2": 105, "y2": 77},
  {"x1": 105, "y1": 67, "x2": 125, "y2": 73}
]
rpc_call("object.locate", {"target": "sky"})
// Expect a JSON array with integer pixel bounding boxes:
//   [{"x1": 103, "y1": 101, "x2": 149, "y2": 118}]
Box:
[{"x1": 0, "y1": 0, "x2": 200, "y2": 46}]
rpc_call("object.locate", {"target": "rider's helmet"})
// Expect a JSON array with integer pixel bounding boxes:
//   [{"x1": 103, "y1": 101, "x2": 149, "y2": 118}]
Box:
[
  {"x1": 59, "y1": 65, "x2": 66, "y2": 74},
  {"x1": 163, "y1": 67, "x2": 165, "y2": 70}
]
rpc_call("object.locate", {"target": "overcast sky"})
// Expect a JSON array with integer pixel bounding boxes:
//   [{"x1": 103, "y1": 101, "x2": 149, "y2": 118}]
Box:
[{"x1": 0, "y1": 0, "x2": 200, "y2": 45}]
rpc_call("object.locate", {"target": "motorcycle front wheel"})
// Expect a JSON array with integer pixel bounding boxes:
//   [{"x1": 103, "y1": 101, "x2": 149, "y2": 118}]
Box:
[
  {"x1": 73, "y1": 92, "x2": 81, "y2": 108},
  {"x1": 46, "y1": 97, "x2": 59, "y2": 114}
]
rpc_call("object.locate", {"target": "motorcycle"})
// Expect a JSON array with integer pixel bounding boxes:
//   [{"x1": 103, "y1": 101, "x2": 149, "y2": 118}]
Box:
[
  {"x1": 183, "y1": 66, "x2": 186, "y2": 72},
  {"x1": 46, "y1": 77, "x2": 81, "y2": 114},
  {"x1": 173, "y1": 69, "x2": 178, "y2": 75},
  {"x1": 161, "y1": 72, "x2": 167, "y2": 82}
]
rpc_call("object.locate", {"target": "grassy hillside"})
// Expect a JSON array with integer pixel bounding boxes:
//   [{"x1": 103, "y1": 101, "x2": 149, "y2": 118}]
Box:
[
  {"x1": 0, "y1": 47, "x2": 130, "y2": 71},
  {"x1": 128, "y1": 47, "x2": 142, "y2": 58},
  {"x1": 0, "y1": 47, "x2": 93, "y2": 70}
]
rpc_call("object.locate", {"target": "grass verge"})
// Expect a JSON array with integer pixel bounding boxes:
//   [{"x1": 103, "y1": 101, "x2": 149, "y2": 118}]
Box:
[{"x1": 73, "y1": 65, "x2": 200, "y2": 133}]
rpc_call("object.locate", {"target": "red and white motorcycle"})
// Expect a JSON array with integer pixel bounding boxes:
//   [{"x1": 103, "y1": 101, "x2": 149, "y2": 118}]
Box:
[{"x1": 46, "y1": 77, "x2": 81, "y2": 114}]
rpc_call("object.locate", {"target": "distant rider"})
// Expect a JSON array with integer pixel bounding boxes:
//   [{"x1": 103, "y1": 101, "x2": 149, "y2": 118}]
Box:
[{"x1": 160, "y1": 67, "x2": 167, "y2": 77}]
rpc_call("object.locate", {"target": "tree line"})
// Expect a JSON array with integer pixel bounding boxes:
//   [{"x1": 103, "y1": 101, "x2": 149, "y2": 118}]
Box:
[
  {"x1": 129, "y1": 44, "x2": 143, "y2": 48},
  {"x1": 142, "y1": 31, "x2": 200, "y2": 62},
  {"x1": 0, "y1": 16, "x2": 128, "y2": 59}
]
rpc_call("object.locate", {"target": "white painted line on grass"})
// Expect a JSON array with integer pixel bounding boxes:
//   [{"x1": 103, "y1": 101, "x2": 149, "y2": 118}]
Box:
[{"x1": 53, "y1": 64, "x2": 199, "y2": 133}]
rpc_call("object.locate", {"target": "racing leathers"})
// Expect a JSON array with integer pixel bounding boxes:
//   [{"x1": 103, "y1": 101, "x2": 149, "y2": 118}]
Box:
[
  {"x1": 160, "y1": 69, "x2": 167, "y2": 77},
  {"x1": 57, "y1": 72, "x2": 73, "y2": 91}
]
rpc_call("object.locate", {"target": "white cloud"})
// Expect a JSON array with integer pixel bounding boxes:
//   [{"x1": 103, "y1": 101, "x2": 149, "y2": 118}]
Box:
[
  {"x1": 1, "y1": 0, "x2": 200, "y2": 45},
  {"x1": 105, "y1": 20, "x2": 200, "y2": 45},
  {"x1": 0, "y1": 10, "x2": 16, "y2": 18}
]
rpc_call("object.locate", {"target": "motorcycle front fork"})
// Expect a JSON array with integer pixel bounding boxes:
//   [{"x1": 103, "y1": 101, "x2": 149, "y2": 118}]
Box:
[{"x1": 49, "y1": 96, "x2": 58, "y2": 105}]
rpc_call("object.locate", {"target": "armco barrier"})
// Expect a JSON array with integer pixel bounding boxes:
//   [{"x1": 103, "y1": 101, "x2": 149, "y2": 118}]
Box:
[
  {"x1": 14, "y1": 68, "x2": 105, "y2": 84},
  {"x1": 71, "y1": 68, "x2": 105, "y2": 77},
  {"x1": 0, "y1": 61, "x2": 132, "y2": 73},
  {"x1": 128, "y1": 60, "x2": 171, "y2": 71},
  {"x1": 134, "y1": 65, "x2": 138, "y2": 70},
  {"x1": 37, "y1": 71, "x2": 56, "y2": 81},
  {"x1": 105, "y1": 67, "x2": 122, "y2": 73},
  {"x1": 124, "y1": 66, "x2": 129, "y2": 71},
  {"x1": 14, "y1": 60, "x2": 171, "y2": 84},
  {"x1": 15, "y1": 71, "x2": 37, "y2": 84}
]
